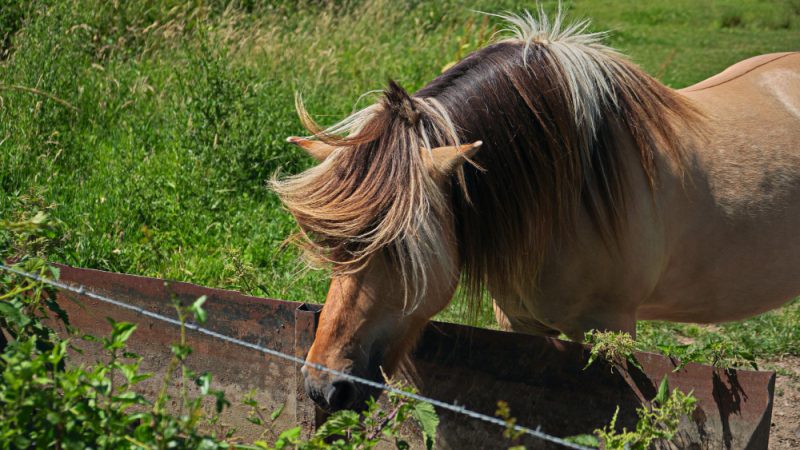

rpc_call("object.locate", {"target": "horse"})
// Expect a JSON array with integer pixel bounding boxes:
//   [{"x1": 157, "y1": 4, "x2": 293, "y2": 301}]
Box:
[{"x1": 271, "y1": 11, "x2": 800, "y2": 412}]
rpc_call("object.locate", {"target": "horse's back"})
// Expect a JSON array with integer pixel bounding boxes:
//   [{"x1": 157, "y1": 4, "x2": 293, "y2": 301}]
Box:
[
  {"x1": 681, "y1": 52, "x2": 800, "y2": 124},
  {"x1": 680, "y1": 52, "x2": 799, "y2": 93}
]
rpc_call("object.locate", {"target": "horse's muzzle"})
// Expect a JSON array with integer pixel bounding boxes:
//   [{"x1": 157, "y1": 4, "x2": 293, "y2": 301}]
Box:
[
  {"x1": 302, "y1": 365, "x2": 378, "y2": 412},
  {"x1": 306, "y1": 377, "x2": 358, "y2": 411}
]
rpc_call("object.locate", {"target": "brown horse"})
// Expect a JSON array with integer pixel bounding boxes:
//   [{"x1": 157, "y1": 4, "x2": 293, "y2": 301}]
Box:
[{"x1": 272, "y1": 11, "x2": 800, "y2": 411}]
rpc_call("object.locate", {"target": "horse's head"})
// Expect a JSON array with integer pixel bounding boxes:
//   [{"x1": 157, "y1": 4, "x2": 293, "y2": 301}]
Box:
[{"x1": 272, "y1": 81, "x2": 481, "y2": 411}]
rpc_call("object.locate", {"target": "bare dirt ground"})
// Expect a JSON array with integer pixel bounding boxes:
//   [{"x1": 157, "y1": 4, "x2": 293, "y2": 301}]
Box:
[{"x1": 762, "y1": 356, "x2": 800, "y2": 449}]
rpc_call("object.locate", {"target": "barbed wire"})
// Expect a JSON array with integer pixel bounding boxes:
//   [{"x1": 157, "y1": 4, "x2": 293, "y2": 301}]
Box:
[{"x1": 0, "y1": 263, "x2": 590, "y2": 450}]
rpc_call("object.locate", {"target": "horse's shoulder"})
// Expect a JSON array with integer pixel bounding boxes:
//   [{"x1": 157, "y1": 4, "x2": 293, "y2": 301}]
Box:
[{"x1": 680, "y1": 52, "x2": 799, "y2": 93}]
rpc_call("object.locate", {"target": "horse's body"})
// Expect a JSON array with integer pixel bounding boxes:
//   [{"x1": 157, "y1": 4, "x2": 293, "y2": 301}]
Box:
[
  {"x1": 500, "y1": 52, "x2": 800, "y2": 339},
  {"x1": 273, "y1": 12, "x2": 800, "y2": 411}
]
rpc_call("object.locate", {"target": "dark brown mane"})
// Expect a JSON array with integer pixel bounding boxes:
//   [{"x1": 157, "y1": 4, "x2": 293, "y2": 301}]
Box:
[
  {"x1": 272, "y1": 12, "x2": 704, "y2": 310},
  {"x1": 414, "y1": 37, "x2": 703, "y2": 303}
]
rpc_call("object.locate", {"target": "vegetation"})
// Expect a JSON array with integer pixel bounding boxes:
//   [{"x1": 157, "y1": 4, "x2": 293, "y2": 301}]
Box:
[
  {"x1": 576, "y1": 332, "x2": 700, "y2": 449},
  {"x1": 0, "y1": 239, "x2": 697, "y2": 449},
  {"x1": 0, "y1": 216, "x2": 440, "y2": 449},
  {"x1": 0, "y1": 0, "x2": 798, "y2": 447},
  {"x1": 584, "y1": 330, "x2": 642, "y2": 371},
  {"x1": 1, "y1": 0, "x2": 798, "y2": 338},
  {"x1": 592, "y1": 378, "x2": 697, "y2": 450},
  {"x1": 564, "y1": 377, "x2": 698, "y2": 450}
]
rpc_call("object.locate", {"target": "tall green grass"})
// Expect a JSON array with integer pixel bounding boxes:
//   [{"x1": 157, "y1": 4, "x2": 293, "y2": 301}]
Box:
[{"x1": 1, "y1": 0, "x2": 798, "y2": 355}]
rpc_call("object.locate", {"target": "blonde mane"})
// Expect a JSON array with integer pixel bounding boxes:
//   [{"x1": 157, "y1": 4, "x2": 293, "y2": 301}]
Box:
[
  {"x1": 271, "y1": 9, "x2": 704, "y2": 312},
  {"x1": 271, "y1": 84, "x2": 463, "y2": 311}
]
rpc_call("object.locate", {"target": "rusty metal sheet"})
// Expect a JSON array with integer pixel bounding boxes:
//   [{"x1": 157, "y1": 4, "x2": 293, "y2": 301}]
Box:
[
  {"x1": 410, "y1": 323, "x2": 774, "y2": 449},
  {"x1": 49, "y1": 265, "x2": 774, "y2": 449},
  {"x1": 51, "y1": 264, "x2": 306, "y2": 442}
]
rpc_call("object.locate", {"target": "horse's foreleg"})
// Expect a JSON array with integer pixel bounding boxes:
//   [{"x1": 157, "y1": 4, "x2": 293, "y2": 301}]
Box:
[
  {"x1": 492, "y1": 300, "x2": 514, "y2": 331},
  {"x1": 491, "y1": 299, "x2": 561, "y2": 337}
]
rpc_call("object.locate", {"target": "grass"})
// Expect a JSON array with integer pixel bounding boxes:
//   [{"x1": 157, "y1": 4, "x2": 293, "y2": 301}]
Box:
[{"x1": 1, "y1": 0, "x2": 798, "y2": 361}]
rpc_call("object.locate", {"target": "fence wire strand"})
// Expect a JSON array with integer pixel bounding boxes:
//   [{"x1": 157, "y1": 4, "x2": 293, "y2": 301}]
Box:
[{"x1": 0, "y1": 263, "x2": 590, "y2": 450}]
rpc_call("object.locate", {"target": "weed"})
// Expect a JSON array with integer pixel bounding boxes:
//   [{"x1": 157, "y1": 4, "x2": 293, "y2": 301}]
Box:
[
  {"x1": 584, "y1": 330, "x2": 642, "y2": 372},
  {"x1": 566, "y1": 377, "x2": 697, "y2": 449},
  {"x1": 0, "y1": 213, "x2": 440, "y2": 449},
  {"x1": 1, "y1": 0, "x2": 797, "y2": 391}
]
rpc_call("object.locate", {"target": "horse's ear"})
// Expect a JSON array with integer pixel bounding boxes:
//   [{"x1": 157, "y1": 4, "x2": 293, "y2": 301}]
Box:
[
  {"x1": 423, "y1": 141, "x2": 482, "y2": 174},
  {"x1": 287, "y1": 136, "x2": 335, "y2": 162}
]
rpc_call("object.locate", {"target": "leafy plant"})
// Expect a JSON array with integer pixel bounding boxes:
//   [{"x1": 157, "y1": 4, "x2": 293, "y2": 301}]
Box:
[
  {"x1": 565, "y1": 376, "x2": 697, "y2": 449},
  {"x1": 1, "y1": 213, "x2": 439, "y2": 449},
  {"x1": 0, "y1": 266, "x2": 234, "y2": 448},
  {"x1": 575, "y1": 331, "x2": 700, "y2": 449},
  {"x1": 495, "y1": 400, "x2": 526, "y2": 450},
  {"x1": 245, "y1": 373, "x2": 438, "y2": 450},
  {"x1": 657, "y1": 337, "x2": 759, "y2": 371},
  {"x1": 594, "y1": 377, "x2": 697, "y2": 450},
  {"x1": 584, "y1": 330, "x2": 643, "y2": 371}
]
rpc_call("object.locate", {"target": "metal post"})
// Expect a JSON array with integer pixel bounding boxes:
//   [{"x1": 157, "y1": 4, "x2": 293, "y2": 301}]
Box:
[{"x1": 294, "y1": 303, "x2": 324, "y2": 438}]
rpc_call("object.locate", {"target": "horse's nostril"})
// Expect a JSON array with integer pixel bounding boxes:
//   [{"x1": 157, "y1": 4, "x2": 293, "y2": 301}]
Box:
[
  {"x1": 325, "y1": 379, "x2": 357, "y2": 411},
  {"x1": 304, "y1": 377, "x2": 325, "y2": 406}
]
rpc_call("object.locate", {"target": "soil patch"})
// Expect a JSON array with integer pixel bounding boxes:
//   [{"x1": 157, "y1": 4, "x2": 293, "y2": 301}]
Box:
[{"x1": 762, "y1": 356, "x2": 800, "y2": 449}]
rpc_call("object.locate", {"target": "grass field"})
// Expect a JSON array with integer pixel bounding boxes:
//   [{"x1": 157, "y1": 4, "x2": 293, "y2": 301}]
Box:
[{"x1": 1, "y1": 0, "x2": 798, "y2": 363}]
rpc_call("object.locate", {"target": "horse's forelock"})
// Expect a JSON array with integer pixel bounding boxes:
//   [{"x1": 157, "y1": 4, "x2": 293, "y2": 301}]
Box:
[{"x1": 272, "y1": 87, "x2": 461, "y2": 312}]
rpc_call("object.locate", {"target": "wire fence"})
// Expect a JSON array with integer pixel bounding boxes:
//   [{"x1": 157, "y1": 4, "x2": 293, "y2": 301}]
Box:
[{"x1": 0, "y1": 263, "x2": 591, "y2": 450}]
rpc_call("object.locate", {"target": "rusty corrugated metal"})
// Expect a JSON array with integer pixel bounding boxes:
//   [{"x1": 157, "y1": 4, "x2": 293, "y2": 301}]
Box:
[{"x1": 49, "y1": 264, "x2": 774, "y2": 449}]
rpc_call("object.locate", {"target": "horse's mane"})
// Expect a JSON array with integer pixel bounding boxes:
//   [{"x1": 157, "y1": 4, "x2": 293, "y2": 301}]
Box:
[{"x1": 271, "y1": 10, "x2": 704, "y2": 312}]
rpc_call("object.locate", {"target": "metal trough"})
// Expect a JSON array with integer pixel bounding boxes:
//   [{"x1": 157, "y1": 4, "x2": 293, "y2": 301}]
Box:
[{"x1": 50, "y1": 264, "x2": 774, "y2": 449}]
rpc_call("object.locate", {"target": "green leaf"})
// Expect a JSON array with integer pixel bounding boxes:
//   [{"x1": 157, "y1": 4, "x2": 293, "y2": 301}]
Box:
[
  {"x1": 44, "y1": 297, "x2": 70, "y2": 326},
  {"x1": 314, "y1": 410, "x2": 360, "y2": 438},
  {"x1": 170, "y1": 343, "x2": 192, "y2": 360},
  {"x1": 107, "y1": 320, "x2": 137, "y2": 349},
  {"x1": 196, "y1": 372, "x2": 212, "y2": 395},
  {"x1": 656, "y1": 375, "x2": 670, "y2": 405},
  {"x1": 412, "y1": 401, "x2": 439, "y2": 450},
  {"x1": 274, "y1": 426, "x2": 301, "y2": 448},
  {"x1": 564, "y1": 434, "x2": 600, "y2": 447},
  {"x1": 247, "y1": 417, "x2": 264, "y2": 426},
  {"x1": 48, "y1": 265, "x2": 60, "y2": 280},
  {"x1": 0, "y1": 301, "x2": 25, "y2": 325},
  {"x1": 627, "y1": 354, "x2": 644, "y2": 372},
  {"x1": 131, "y1": 373, "x2": 153, "y2": 384},
  {"x1": 270, "y1": 403, "x2": 285, "y2": 421},
  {"x1": 112, "y1": 391, "x2": 145, "y2": 404},
  {"x1": 118, "y1": 362, "x2": 140, "y2": 382},
  {"x1": 213, "y1": 390, "x2": 230, "y2": 413},
  {"x1": 190, "y1": 295, "x2": 208, "y2": 324},
  {"x1": 198, "y1": 438, "x2": 220, "y2": 450}
]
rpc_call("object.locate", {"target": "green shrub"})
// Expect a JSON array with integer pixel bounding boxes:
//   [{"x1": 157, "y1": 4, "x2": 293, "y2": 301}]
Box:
[
  {"x1": 593, "y1": 377, "x2": 697, "y2": 450},
  {"x1": 0, "y1": 214, "x2": 438, "y2": 449}
]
